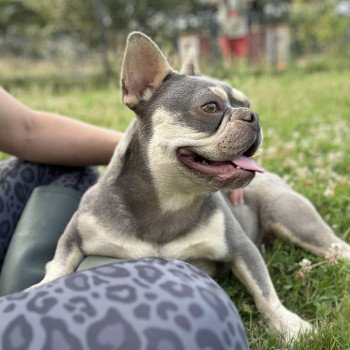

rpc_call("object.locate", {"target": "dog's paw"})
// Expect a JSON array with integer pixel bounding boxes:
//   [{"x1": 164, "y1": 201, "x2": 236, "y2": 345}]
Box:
[
  {"x1": 269, "y1": 307, "x2": 312, "y2": 341},
  {"x1": 322, "y1": 241, "x2": 350, "y2": 261}
]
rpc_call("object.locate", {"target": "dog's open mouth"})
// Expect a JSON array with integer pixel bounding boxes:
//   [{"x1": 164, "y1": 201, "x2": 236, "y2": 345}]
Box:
[{"x1": 177, "y1": 148, "x2": 264, "y2": 180}]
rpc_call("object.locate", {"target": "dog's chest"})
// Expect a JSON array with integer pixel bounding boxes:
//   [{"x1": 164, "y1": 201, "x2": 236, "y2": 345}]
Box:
[{"x1": 77, "y1": 210, "x2": 228, "y2": 261}]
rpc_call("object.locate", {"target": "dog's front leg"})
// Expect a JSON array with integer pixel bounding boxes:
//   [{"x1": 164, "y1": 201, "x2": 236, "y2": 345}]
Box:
[
  {"x1": 29, "y1": 213, "x2": 84, "y2": 289},
  {"x1": 229, "y1": 237, "x2": 312, "y2": 340}
]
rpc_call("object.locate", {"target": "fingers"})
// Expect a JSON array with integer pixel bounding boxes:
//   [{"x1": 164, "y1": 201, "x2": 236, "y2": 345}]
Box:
[{"x1": 229, "y1": 189, "x2": 245, "y2": 206}]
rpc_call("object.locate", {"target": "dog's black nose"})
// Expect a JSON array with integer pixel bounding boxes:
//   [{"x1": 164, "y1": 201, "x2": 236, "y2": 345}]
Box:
[
  {"x1": 243, "y1": 111, "x2": 257, "y2": 123},
  {"x1": 231, "y1": 108, "x2": 258, "y2": 123}
]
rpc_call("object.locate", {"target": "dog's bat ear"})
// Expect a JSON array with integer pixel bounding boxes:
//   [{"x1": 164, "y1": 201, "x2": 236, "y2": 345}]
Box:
[
  {"x1": 180, "y1": 53, "x2": 200, "y2": 76},
  {"x1": 121, "y1": 32, "x2": 174, "y2": 109}
]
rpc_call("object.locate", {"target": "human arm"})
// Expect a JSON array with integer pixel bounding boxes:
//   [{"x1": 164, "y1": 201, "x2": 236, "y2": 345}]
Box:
[{"x1": 0, "y1": 87, "x2": 122, "y2": 166}]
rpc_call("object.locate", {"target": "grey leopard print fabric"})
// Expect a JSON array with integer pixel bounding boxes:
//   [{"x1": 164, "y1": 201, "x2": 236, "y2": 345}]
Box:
[
  {"x1": 0, "y1": 158, "x2": 98, "y2": 267},
  {"x1": 0, "y1": 258, "x2": 249, "y2": 350}
]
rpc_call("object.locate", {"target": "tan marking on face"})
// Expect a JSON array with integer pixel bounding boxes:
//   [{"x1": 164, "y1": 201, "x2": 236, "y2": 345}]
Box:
[
  {"x1": 231, "y1": 88, "x2": 248, "y2": 103},
  {"x1": 210, "y1": 86, "x2": 228, "y2": 100},
  {"x1": 147, "y1": 108, "x2": 215, "y2": 212}
]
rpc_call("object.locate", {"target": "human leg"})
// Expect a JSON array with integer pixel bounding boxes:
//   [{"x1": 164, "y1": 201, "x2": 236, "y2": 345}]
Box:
[
  {"x1": 218, "y1": 37, "x2": 235, "y2": 63},
  {"x1": 0, "y1": 158, "x2": 98, "y2": 266},
  {"x1": 0, "y1": 258, "x2": 249, "y2": 350}
]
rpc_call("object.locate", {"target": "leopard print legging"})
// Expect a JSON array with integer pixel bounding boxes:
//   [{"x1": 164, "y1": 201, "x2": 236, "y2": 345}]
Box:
[
  {"x1": 0, "y1": 258, "x2": 248, "y2": 350},
  {"x1": 0, "y1": 158, "x2": 98, "y2": 267}
]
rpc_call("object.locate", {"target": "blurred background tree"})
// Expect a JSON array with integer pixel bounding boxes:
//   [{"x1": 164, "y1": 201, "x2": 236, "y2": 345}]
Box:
[
  {"x1": 290, "y1": 0, "x2": 350, "y2": 55},
  {"x1": 0, "y1": 0, "x2": 349, "y2": 86},
  {"x1": 0, "y1": 0, "x2": 202, "y2": 54}
]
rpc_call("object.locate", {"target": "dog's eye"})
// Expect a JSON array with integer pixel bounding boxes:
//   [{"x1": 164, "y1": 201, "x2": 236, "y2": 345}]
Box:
[{"x1": 202, "y1": 103, "x2": 219, "y2": 113}]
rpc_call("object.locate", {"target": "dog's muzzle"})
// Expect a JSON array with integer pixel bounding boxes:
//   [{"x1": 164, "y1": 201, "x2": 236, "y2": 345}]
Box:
[{"x1": 215, "y1": 107, "x2": 261, "y2": 160}]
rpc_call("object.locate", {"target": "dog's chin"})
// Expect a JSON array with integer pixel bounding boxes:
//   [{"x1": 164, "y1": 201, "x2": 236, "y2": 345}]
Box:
[{"x1": 176, "y1": 147, "x2": 264, "y2": 190}]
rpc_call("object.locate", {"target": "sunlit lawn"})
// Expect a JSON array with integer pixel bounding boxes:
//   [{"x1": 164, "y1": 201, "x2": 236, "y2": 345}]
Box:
[{"x1": 3, "y1": 67, "x2": 350, "y2": 349}]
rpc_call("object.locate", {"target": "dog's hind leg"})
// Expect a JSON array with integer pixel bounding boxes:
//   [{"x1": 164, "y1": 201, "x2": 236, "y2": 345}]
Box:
[
  {"x1": 30, "y1": 213, "x2": 84, "y2": 288},
  {"x1": 247, "y1": 172, "x2": 350, "y2": 259}
]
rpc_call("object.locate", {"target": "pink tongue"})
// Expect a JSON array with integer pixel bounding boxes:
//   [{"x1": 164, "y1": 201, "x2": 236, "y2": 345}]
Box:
[{"x1": 231, "y1": 156, "x2": 264, "y2": 173}]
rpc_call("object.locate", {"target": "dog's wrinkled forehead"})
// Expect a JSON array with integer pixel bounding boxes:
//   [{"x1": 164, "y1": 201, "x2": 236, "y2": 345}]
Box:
[
  {"x1": 161, "y1": 75, "x2": 249, "y2": 107},
  {"x1": 207, "y1": 79, "x2": 250, "y2": 107},
  {"x1": 149, "y1": 74, "x2": 250, "y2": 133}
]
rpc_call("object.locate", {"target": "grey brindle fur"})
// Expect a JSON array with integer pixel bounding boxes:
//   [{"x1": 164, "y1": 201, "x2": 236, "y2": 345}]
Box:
[{"x1": 32, "y1": 33, "x2": 350, "y2": 340}]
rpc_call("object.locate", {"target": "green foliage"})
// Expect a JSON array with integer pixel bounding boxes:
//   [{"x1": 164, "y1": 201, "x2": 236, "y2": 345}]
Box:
[
  {"x1": 0, "y1": 0, "x2": 202, "y2": 53},
  {"x1": 0, "y1": 0, "x2": 47, "y2": 33},
  {"x1": 290, "y1": 0, "x2": 350, "y2": 55}
]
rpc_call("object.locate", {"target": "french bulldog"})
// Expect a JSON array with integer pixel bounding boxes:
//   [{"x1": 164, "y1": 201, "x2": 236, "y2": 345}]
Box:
[{"x1": 33, "y1": 32, "x2": 350, "y2": 340}]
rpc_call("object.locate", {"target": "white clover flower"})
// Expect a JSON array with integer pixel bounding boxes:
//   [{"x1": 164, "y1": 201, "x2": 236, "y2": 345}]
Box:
[
  {"x1": 325, "y1": 242, "x2": 341, "y2": 265},
  {"x1": 296, "y1": 258, "x2": 313, "y2": 279},
  {"x1": 299, "y1": 258, "x2": 312, "y2": 272}
]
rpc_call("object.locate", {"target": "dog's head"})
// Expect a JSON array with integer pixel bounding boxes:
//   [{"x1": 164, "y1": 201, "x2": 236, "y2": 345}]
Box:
[{"x1": 121, "y1": 32, "x2": 263, "y2": 193}]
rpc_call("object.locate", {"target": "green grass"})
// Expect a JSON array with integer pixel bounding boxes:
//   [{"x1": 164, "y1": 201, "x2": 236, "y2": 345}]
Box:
[{"x1": 2, "y1": 67, "x2": 350, "y2": 349}]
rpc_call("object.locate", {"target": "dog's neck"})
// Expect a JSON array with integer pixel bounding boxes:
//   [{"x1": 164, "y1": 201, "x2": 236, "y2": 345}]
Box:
[{"x1": 101, "y1": 119, "x2": 212, "y2": 243}]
